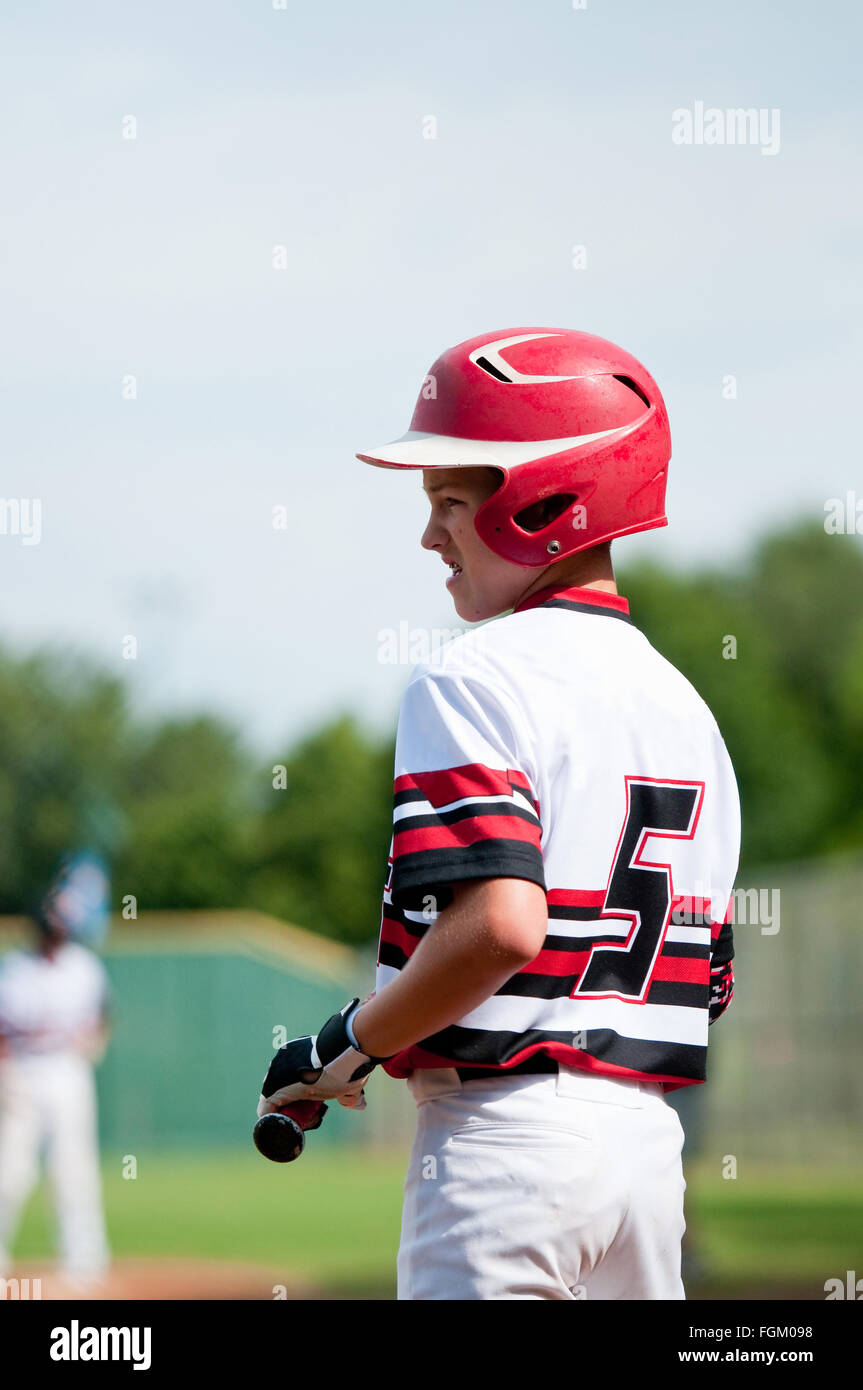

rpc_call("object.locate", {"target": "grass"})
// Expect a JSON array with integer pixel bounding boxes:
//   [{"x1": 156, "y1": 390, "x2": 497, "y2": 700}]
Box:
[
  {"x1": 11, "y1": 1150, "x2": 862, "y2": 1297},
  {"x1": 14, "y1": 1147, "x2": 406, "y2": 1289},
  {"x1": 683, "y1": 1160, "x2": 863, "y2": 1292}
]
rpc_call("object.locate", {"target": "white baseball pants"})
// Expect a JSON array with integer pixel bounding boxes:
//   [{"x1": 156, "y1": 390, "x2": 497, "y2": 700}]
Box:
[
  {"x1": 397, "y1": 1063, "x2": 686, "y2": 1300},
  {"x1": 0, "y1": 1053, "x2": 109, "y2": 1279}
]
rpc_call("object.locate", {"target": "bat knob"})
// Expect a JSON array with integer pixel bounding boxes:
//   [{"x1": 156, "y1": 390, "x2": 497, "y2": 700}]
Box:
[{"x1": 253, "y1": 1111, "x2": 305, "y2": 1163}]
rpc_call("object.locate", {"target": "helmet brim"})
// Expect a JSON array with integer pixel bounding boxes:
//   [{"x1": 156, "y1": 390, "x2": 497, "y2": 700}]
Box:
[{"x1": 356, "y1": 427, "x2": 625, "y2": 472}]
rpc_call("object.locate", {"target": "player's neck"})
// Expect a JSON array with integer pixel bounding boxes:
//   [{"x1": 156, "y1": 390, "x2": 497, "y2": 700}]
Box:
[{"x1": 514, "y1": 547, "x2": 617, "y2": 609}]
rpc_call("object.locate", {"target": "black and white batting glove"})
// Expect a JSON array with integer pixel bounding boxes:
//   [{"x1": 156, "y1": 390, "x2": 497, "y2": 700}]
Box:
[{"x1": 256, "y1": 998, "x2": 391, "y2": 1118}]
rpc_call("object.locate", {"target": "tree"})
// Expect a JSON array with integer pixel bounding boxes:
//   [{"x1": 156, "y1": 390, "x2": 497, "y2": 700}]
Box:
[{"x1": 250, "y1": 715, "x2": 394, "y2": 945}]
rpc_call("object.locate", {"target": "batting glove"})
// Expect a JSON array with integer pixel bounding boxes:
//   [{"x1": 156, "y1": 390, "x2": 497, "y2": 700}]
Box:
[{"x1": 256, "y1": 998, "x2": 391, "y2": 1118}]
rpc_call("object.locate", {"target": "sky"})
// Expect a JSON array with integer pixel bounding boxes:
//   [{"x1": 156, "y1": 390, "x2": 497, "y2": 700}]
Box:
[{"x1": 1, "y1": 0, "x2": 860, "y2": 752}]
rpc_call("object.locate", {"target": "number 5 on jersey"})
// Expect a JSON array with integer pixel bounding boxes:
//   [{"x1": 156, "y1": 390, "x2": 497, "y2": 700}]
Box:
[{"x1": 573, "y1": 777, "x2": 705, "y2": 1003}]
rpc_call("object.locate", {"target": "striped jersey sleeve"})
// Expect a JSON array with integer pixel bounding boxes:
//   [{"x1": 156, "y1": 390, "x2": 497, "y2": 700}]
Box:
[
  {"x1": 388, "y1": 666, "x2": 545, "y2": 911},
  {"x1": 708, "y1": 915, "x2": 735, "y2": 1024}
]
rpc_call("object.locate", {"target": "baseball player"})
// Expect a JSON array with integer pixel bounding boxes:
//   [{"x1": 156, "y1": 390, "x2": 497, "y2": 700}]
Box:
[
  {"x1": 0, "y1": 856, "x2": 111, "y2": 1286},
  {"x1": 258, "y1": 327, "x2": 740, "y2": 1301}
]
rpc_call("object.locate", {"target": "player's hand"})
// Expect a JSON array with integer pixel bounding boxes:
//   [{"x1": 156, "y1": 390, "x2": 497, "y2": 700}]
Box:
[
  {"x1": 335, "y1": 1090, "x2": 368, "y2": 1110},
  {"x1": 256, "y1": 997, "x2": 389, "y2": 1118},
  {"x1": 274, "y1": 1098, "x2": 330, "y2": 1131}
]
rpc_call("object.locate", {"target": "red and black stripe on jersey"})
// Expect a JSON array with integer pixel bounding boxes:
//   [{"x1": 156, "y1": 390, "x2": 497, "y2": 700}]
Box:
[
  {"x1": 377, "y1": 898, "x2": 429, "y2": 971},
  {"x1": 708, "y1": 918, "x2": 734, "y2": 1024},
  {"x1": 515, "y1": 585, "x2": 633, "y2": 622},
  {"x1": 381, "y1": 1018, "x2": 709, "y2": 1087},
  {"x1": 388, "y1": 1027, "x2": 711, "y2": 1087},
  {"x1": 510, "y1": 890, "x2": 713, "y2": 1010},
  {"x1": 381, "y1": 892, "x2": 713, "y2": 1003},
  {"x1": 388, "y1": 763, "x2": 545, "y2": 911},
  {"x1": 379, "y1": 884, "x2": 730, "y2": 1085}
]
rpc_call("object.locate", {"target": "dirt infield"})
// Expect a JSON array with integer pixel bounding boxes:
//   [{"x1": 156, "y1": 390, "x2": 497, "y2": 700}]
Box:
[
  {"x1": 4, "y1": 1262, "x2": 821, "y2": 1302},
  {"x1": 4, "y1": 1259, "x2": 326, "y2": 1301}
]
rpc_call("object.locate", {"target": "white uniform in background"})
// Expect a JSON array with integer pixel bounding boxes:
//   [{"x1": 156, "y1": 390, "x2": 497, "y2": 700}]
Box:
[{"x1": 0, "y1": 941, "x2": 110, "y2": 1281}]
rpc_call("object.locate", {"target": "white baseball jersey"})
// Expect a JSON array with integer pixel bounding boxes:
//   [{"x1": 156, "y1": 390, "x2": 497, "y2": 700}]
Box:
[
  {"x1": 375, "y1": 581, "x2": 740, "y2": 1091},
  {"x1": 0, "y1": 943, "x2": 110, "y2": 1057}
]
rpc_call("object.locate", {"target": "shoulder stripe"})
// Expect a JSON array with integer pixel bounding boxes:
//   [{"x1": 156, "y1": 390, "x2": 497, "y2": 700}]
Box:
[{"x1": 391, "y1": 842, "x2": 546, "y2": 905}]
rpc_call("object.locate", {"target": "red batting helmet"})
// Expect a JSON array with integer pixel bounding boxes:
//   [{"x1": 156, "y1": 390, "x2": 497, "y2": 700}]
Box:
[{"x1": 356, "y1": 327, "x2": 671, "y2": 566}]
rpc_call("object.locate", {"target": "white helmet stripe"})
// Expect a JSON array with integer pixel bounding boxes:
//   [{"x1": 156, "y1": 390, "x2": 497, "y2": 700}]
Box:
[{"x1": 469, "y1": 332, "x2": 583, "y2": 385}]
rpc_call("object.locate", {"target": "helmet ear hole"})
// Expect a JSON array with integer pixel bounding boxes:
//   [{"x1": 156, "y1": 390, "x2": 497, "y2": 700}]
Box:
[{"x1": 513, "y1": 493, "x2": 577, "y2": 534}]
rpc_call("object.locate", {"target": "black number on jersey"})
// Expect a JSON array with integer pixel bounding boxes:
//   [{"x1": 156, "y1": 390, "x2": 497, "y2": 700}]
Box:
[{"x1": 573, "y1": 777, "x2": 704, "y2": 1002}]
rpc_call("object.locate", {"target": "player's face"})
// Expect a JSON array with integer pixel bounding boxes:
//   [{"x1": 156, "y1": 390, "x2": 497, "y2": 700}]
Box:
[{"x1": 420, "y1": 468, "x2": 537, "y2": 621}]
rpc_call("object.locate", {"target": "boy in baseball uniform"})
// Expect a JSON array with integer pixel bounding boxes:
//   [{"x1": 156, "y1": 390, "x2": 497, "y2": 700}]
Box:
[
  {"x1": 258, "y1": 328, "x2": 739, "y2": 1300},
  {"x1": 0, "y1": 858, "x2": 111, "y2": 1287}
]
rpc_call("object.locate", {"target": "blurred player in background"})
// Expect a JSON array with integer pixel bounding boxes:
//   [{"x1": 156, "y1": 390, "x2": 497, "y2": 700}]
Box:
[{"x1": 0, "y1": 852, "x2": 111, "y2": 1288}]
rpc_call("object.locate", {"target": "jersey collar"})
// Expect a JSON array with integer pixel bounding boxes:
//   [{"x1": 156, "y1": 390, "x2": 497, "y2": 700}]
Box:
[{"x1": 512, "y1": 582, "x2": 631, "y2": 622}]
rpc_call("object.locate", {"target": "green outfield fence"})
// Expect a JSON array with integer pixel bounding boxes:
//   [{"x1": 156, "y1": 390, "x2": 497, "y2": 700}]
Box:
[
  {"x1": 702, "y1": 851, "x2": 863, "y2": 1167},
  {"x1": 0, "y1": 911, "x2": 395, "y2": 1153}
]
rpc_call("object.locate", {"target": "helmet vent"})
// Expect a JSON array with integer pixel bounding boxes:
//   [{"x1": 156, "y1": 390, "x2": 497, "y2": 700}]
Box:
[
  {"x1": 613, "y1": 374, "x2": 650, "y2": 409},
  {"x1": 473, "y1": 354, "x2": 512, "y2": 384}
]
